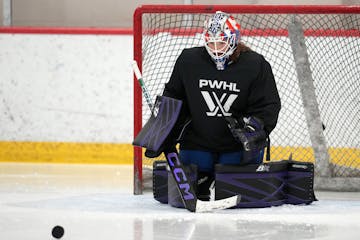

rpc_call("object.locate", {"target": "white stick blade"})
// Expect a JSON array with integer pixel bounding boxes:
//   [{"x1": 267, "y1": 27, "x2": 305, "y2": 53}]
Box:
[{"x1": 195, "y1": 195, "x2": 241, "y2": 213}]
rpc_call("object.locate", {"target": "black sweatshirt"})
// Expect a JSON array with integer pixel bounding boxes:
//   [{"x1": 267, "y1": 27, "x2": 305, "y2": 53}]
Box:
[{"x1": 163, "y1": 47, "x2": 281, "y2": 152}]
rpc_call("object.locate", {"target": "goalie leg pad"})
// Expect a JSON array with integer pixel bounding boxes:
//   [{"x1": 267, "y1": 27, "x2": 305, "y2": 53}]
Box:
[
  {"x1": 153, "y1": 160, "x2": 316, "y2": 207},
  {"x1": 153, "y1": 160, "x2": 168, "y2": 204},
  {"x1": 215, "y1": 161, "x2": 288, "y2": 208},
  {"x1": 168, "y1": 164, "x2": 198, "y2": 208},
  {"x1": 286, "y1": 161, "x2": 317, "y2": 205}
]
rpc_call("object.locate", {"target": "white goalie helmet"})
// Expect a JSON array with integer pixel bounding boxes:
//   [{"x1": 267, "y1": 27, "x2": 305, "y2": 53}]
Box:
[{"x1": 203, "y1": 11, "x2": 241, "y2": 70}]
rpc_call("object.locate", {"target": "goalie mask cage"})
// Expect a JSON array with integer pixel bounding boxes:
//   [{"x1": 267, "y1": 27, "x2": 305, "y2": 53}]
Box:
[{"x1": 133, "y1": 5, "x2": 360, "y2": 194}]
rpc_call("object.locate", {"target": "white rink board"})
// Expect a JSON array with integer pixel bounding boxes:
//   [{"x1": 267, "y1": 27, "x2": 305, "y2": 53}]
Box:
[
  {"x1": 0, "y1": 33, "x2": 133, "y2": 143},
  {"x1": 0, "y1": 33, "x2": 359, "y2": 147}
]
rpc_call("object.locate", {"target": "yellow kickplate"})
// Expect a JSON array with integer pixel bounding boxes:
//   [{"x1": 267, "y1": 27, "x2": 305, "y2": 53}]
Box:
[
  {"x1": 0, "y1": 141, "x2": 133, "y2": 164},
  {"x1": 0, "y1": 141, "x2": 358, "y2": 168},
  {"x1": 269, "y1": 146, "x2": 360, "y2": 169}
]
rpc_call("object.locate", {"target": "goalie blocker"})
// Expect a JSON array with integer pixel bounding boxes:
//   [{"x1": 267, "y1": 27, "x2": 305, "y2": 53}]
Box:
[{"x1": 153, "y1": 159, "x2": 316, "y2": 208}]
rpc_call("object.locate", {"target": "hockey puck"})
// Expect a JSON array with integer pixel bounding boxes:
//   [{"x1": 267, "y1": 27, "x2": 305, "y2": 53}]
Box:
[{"x1": 52, "y1": 225, "x2": 64, "y2": 239}]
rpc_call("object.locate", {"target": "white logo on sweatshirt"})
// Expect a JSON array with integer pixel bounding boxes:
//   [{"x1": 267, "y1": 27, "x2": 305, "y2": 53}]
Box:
[{"x1": 199, "y1": 79, "x2": 239, "y2": 117}]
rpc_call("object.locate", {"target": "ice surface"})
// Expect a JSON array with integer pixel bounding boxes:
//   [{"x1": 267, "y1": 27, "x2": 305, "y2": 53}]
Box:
[{"x1": 1, "y1": 163, "x2": 360, "y2": 240}]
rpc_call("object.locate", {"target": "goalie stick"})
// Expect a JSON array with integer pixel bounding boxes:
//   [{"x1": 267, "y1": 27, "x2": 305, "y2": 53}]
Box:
[{"x1": 132, "y1": 60, "x2": 241, "y2": 212}]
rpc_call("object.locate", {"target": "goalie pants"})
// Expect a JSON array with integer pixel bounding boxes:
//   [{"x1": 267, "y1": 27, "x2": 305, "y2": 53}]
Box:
[{"x1": 179, "y1": 149, "x2": 264, "y2": 173}]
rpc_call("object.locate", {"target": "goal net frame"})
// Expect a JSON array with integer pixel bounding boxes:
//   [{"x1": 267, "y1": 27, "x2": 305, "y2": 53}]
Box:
[{"x1": 133, "y1": 5, "x2": 360, "y2": 194}]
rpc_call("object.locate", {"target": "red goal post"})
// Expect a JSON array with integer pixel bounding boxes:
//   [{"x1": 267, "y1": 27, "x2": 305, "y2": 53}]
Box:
[{"x1": 133, "y1": 5, "x2": 360, "y2": 194}]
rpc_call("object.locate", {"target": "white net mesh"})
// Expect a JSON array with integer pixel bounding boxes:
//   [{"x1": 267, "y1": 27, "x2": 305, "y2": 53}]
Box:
[{"x1": 134, "y1": 7, "x2": 360, "y2": 191}]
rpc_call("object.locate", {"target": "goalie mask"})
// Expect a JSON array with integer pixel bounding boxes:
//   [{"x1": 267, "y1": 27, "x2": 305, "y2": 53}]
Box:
[{"x1": 203, "y1": 11, "x2": 241, "y2": 70}]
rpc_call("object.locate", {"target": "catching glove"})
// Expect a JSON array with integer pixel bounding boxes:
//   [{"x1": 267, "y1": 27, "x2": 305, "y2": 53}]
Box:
[{"x1": 225, "y1": 116, "x2": 267, "y2": 151}]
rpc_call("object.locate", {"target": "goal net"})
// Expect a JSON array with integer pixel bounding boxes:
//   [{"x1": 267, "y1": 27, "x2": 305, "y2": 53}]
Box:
[{"x1": 133, "y1": 5, "x2": 360, "y2": 194}]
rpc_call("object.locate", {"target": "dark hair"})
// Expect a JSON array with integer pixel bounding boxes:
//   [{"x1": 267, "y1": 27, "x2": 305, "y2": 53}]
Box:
[{"x1": 230, "y1": 42, "x2": 251, "y2": 62}]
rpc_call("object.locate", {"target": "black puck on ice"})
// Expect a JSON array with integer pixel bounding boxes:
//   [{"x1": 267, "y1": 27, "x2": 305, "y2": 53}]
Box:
[{"x1": 52, "y1": 225, "x2": 64, "y2": 239}]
